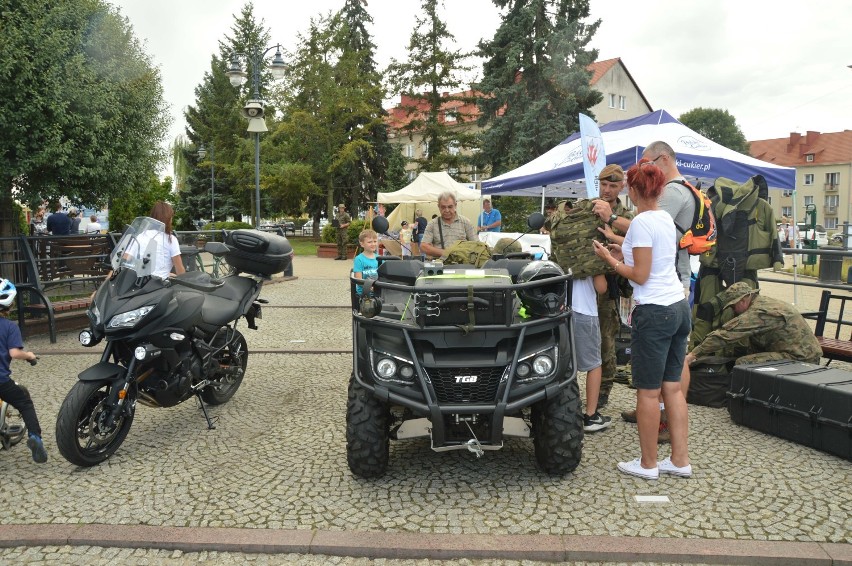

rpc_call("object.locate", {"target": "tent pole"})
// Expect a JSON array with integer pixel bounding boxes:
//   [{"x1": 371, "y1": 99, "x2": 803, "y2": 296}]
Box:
[{"x1": 792, "y1": 189, "x2": 798, "y2": 306}]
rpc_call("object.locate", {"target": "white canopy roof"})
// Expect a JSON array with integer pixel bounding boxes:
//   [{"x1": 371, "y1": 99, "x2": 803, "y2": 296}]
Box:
[{"x1": 378, "y1": 172, "x2": 481, "y2": 203}]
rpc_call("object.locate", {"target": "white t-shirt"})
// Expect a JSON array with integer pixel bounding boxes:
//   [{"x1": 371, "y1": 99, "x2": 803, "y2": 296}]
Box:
[
  {"x1": 623, "y1": 210, "x2": 684, "y2": 306},
  {"x1": 133, "y1": 230, "x2": 182, "y2": 279},
  {"x1": 86, "y1": 222, "x2": 101, "y2": 234},
  {"x1": 571, "y1": 276, "x2": 598, "y2": 317}
]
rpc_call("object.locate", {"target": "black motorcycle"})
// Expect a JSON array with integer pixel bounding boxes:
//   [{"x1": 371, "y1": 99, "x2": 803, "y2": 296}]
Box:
[{"x1": 55, "y1": 217, "x2": 292, "y2": 466}]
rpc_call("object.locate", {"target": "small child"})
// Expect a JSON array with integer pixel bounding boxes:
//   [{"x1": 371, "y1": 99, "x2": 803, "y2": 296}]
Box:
[
  {"x1": 399, "y1": 221, "x2": 413, "y2": 258},
  {"x1": 353, "y1": 229, "x2": 379, "y2": 295},
  {"x1": 0, "y1": 279, "x2": 47, "y2": 463},
  {"x1": 573, "y1": 273, "x2": 611, "y2": 432}
]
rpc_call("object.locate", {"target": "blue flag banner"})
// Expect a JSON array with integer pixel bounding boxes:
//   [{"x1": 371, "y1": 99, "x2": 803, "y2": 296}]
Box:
[{"x1": 579, "y1": 113, "x2": 605, "y2": 199}]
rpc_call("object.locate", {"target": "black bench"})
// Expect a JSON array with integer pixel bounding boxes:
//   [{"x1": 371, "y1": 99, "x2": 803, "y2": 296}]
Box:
[
  {"x1": 18, "y1": 234, "x2": 115, "y2": 343},
  {"x1": 803, "y1": 289, "x2": 852, "y2": 365}
]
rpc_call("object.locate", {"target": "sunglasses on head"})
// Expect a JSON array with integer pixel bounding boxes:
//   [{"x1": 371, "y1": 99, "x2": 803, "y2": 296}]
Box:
[{"x1": 599, "y1": 174, "x2": 622, "y2": 182}]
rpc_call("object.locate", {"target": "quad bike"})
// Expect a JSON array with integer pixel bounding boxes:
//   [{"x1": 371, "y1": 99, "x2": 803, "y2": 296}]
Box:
[{"x1": 346, "y1": 214, "x2": 583, "y2": 478}]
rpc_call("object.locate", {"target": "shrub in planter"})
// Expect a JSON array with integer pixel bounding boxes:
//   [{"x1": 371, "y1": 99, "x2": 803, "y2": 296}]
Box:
[{"x1": 321, "y1": 219, "x2": 366, "y2": 245}]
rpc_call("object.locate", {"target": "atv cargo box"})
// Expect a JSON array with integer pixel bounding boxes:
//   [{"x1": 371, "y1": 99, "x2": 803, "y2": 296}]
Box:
[
  {"x1": 225, "y1": 229, "x2": 293, "y2": 276},
  {"x1": 413, "y1": 268, "x2": 515, "y2": 327}
]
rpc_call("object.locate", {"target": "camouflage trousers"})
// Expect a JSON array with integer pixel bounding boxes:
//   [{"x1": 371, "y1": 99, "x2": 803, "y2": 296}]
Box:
[
  {"x1": 598, "y1": 296, "x2": 620, "y2": 397},
  {"x1": 336, "y1": 229, "x2": 348, "y2": 258}
]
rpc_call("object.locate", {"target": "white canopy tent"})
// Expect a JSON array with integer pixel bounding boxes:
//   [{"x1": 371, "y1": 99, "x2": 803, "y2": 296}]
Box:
[{"x1": 378, "y1": 171, "x2": 482, "y2": 230}]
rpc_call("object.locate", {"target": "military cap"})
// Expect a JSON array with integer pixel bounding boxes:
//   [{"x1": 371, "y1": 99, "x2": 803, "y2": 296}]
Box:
[
  {"x1": 598, "y1": 164, "x2": 624, "y2": 182},
  {"x1": 721, "y1": 282, "x2": 760, "y2": 308}
]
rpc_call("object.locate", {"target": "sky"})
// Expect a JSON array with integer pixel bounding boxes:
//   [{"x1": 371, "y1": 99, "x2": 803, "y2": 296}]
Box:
[{"x1": 114, "y1": 0, "x2": 852, "y2": 175}]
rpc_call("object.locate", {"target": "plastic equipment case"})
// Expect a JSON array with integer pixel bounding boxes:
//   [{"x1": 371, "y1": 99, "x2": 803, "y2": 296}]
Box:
[
  {"x1": 225, "y1": 229, "x2": 293, "y2": 276},
  {"x1": 413, "y1": 268, "x2": 515, "y2": 327},
  {"x1": 728, "y1": 360, "x2": 852, "y2": 461}
]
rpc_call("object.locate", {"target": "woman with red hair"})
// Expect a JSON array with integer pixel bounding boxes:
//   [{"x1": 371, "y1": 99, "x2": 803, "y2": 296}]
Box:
[{"x1": 593, "y1": 159, "x2": 692, "y2": 480}]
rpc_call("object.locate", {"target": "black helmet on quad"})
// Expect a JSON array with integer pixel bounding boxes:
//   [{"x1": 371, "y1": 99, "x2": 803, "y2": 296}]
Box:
[{"x1": 516, "y1": 261, "x2": 567, "y2": 318}]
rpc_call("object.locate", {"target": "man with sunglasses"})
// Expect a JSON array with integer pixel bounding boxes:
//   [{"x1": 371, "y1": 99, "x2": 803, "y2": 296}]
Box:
[{"x1": 420, "y1": 192, "x2": 476, "y2": 259}]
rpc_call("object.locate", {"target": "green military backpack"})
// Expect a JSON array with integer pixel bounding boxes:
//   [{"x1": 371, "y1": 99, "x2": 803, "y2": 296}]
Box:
[
  {"x1": 547, "y1": 199, "x2": 611, "y2": 279},
  {"x1": 444, "y1": 240, "x2": 492, "y2": 267}
]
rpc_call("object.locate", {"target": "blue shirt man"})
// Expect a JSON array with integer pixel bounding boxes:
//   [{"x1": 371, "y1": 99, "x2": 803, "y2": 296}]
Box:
[
  {"x1": 46, "y1": 205, "x2": 72, "y2": 235},
  {"x1": 477, "y1": 199, "x2": 502, "y2": 233}
]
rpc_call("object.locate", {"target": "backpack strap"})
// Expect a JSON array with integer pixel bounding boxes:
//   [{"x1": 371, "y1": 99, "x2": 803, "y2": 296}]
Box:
[
  {"x1": 668, "y1": 179, "x2": 694, "y2": 236},
  {"x1": 438, "y1": 220, "x2": 445, "y2": 250}
]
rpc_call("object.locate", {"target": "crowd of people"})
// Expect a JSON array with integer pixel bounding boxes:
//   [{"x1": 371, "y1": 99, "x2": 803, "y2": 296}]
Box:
[{"x1": 29, "y1": 201, "x2": 102, "y2": 236}]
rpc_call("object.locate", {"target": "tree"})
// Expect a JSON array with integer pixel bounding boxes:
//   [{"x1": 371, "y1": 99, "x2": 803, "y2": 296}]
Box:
[
  {"x1": 679, "y1": 107, "x2": 750, "y2": 154},
  {"x1": 109, "y1": 176, "x2": 175, "y2": 234},
  {"x1": 385, "y1": 0, "x2": 478, "y2": 178},
  {"x1": 476, "y1": 0, "x2": 601, "y2": 177},
  {"x1": 0, "y1": 0, "x2": 170, "y2": 235}
]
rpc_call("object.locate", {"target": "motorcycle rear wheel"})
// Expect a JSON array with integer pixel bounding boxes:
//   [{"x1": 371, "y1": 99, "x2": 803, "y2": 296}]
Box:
[
  {"x1": 55, "y1": 381, "x2": 134, "y2": 467},
  {"x1": 201, "y1": 330, "x2": 248, "y2": 405}
]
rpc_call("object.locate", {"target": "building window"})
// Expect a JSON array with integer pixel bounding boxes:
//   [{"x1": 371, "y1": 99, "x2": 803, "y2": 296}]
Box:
[
  {"x1": 805, "y1": 154, "x2": 814, "y2": 162},
  {"x1": 804, "y1": 196, "x2": 814, "y2": 206},
  {"x1": 407, "y1": 170, "x2": 416, "y2": 181},
  {"x1": 471, "y1": 166, "x2": 480, "y2": 182},
  {"x1": 444, "y1": 111, "x2": 456, "y2": 123},
  {"x1": 803, "y1": 174, "x2": 814, "y2": 185},
  {"x1": 619, "y1": 95, "x2": 626, "y2": 110},
  {"x1": 781, "y1": 206, "x2": 792, "y2": 217},
  {"x1": 449, "y1": 142, "x2": 460, "y2": 156},
  {"x1": 608, "y1": 94, "x2": 616, "y2": 108},
  {"x1": 422, "y1": 141, "x2": 429, "y2": 157},
  {"x1": 782, "y1": 189, "x2": 793, "y2": 197},
  {"x1": 826, "y1": 172, "x2": 840, "y2": 186},
  {"x1": 405, "y1": 144, "x2": 414, "y2": 158},
  {"x1": 825, "y1": 194, "x2": 839, "y2": 210},
  {"x1": 826, "y1": 218, "x2": 838, "y2": 229}
]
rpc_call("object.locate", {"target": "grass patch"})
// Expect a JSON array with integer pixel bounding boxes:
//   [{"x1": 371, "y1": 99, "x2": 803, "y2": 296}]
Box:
[{"x1": 287, "y1": 236, "x2": 325, "y2": 256}]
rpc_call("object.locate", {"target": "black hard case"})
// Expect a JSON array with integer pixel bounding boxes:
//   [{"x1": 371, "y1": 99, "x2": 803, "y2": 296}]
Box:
[
  {"x1": 728, "y1": 360, "x2": 852, "y2": 461},
  {"x1": 225, "y1": 229, "x2": 293, "y2": 276},
  {"x1": 414, "y1": 269, "x2": 514, "y2": 327}
]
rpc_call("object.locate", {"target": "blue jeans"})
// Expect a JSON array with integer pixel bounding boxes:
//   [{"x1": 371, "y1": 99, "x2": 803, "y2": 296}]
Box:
[{"x1": 630, "y1": 300, "x2": 691, "y2": 390}]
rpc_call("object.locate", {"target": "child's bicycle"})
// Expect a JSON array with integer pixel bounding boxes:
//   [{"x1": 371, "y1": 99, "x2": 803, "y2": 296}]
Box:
[{"x1": 0, "y1": 359, "x2": 36, "y2": 450}]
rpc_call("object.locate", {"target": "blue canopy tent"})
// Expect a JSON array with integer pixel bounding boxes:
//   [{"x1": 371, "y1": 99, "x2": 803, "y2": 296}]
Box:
[{"x1": 481, "y1": 110, "x2": 796, "y2": 198}]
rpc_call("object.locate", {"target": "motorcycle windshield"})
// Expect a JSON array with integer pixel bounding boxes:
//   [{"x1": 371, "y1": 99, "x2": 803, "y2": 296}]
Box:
[{"x1": 110, "y1": 216, "x2": 166, "y2": 277}]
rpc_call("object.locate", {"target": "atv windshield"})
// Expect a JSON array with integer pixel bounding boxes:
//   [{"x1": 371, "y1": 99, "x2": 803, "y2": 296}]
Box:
[{"x1": 110, "y1": 216, "x2": 165, "y2": 277}]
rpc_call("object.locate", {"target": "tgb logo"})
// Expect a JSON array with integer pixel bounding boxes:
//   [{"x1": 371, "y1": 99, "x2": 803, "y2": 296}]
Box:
[{"x1": 455, "y1": 375, "x2": 478, "y2": 383}]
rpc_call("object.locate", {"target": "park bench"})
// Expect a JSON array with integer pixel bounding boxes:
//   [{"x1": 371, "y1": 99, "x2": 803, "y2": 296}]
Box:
[
  {"x1": 18, "y1": 233, "x2": 115, "y2": 343},
  {"x1": 803, "y1": 289, "x2": 852, "y2": 365}
]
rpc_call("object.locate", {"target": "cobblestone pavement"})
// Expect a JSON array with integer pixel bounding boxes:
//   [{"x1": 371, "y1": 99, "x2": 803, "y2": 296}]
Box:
[{"x1": 1, "y1": 258, "x2": 850, "y2": 564}]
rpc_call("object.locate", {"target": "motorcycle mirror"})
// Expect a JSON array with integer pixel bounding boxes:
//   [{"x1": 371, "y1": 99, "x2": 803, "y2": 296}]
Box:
[
  {"x1": 527, "y1": 212, "x2": 545, "y2": 231},
  {"x1": 372, "y1": 216, "x2": 389, "y2": 234}
]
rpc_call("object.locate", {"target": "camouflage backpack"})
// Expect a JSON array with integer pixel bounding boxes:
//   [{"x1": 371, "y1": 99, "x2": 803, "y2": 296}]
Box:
[
  {"x1": 444, "y1": 240, "x2": 492, "y2": 268},
  {"x1": 546, "y1": 199, "x2": 611, "y2": 279}
]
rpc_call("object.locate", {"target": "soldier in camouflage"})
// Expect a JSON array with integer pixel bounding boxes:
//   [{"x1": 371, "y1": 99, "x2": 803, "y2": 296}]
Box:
[
  {"x1": 685, "y1": 282, "x2": 822, "y2": 366},
  {"x1": 591, "y1": 164, "x2": 635, "y2": 406}
]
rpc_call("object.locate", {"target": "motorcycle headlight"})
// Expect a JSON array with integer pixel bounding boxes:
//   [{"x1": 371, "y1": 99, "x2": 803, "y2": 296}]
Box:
[{"x1": 107, "y1": 305, "x2": 155, "y2": 329}]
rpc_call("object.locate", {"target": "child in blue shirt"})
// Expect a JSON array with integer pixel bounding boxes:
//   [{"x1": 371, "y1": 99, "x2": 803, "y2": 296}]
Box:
[
  {"x1": 353, "y1": 229, "x2": 379, "y2": 295},
  {"x1": 0, "y1": 279, "x2": 47, "y2": 463}
]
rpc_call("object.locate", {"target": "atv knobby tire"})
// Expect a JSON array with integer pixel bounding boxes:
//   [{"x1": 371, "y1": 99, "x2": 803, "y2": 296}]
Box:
[
  {"x1": 531, "y1": 378, "x2": 583, "y2": 475},
  {"x1": 346, "y1": 373, "x2": 390, "y2": 478}
]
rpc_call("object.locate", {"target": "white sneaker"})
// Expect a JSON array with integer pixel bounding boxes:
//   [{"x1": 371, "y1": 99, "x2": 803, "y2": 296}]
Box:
[
  {"x1": 658, "y1": 456, "x2": 692, "y2": 478},
  {"x1": 617, "y1": 457, "x2": 659, "y2": 480}
]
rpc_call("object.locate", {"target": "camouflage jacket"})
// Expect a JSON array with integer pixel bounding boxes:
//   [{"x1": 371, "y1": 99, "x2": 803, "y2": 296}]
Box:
[{"x1": 691, "y1": 294, "x2": 822, "y2": 362}]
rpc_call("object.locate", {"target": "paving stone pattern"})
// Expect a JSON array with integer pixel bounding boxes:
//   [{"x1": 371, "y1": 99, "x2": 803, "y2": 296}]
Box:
[{"x1": 1, "y1": 258, "x2": 850, "y2": 564}]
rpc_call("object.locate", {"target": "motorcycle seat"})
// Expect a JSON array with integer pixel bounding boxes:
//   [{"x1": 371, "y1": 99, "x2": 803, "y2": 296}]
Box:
[{"x1": 200, "y1": 276, "x2": 258, "y2": 327}]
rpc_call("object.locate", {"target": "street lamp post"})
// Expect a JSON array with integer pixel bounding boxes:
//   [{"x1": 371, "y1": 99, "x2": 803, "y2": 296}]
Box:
[
  {"x1": 225, "y1": 45, "x2": 287, "y2": 227},
  {"x1": 197, "y1": 143, "x2": 215, "y2": 223}
]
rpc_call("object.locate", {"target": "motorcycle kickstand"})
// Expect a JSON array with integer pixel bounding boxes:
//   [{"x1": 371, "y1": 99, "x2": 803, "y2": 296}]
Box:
[{"x1": 195, "y1": 392, "x2": 216, "y2": 430}]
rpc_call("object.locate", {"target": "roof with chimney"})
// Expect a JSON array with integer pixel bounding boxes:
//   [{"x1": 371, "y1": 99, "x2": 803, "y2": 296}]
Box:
[{"x1": 750, "y1": 130, "x2": 852, "y2": 166}]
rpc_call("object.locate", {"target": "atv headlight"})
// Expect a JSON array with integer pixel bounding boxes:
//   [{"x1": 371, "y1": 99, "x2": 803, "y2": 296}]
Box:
[
  {"x1": 515, "y1": 346, "x2": 558, "y2": 383},
  {"x1": 107, "y1": 305, "x2": 155, "y2": 329},
  {"x1": 371, "y1": 350, "x2": 415, "y2": 384}
]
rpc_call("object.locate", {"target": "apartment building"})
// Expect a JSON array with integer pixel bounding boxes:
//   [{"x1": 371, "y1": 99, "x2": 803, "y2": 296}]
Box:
[
  {"x1": 750, "y1": 130, "x2": 852, "y2": 233},
  {"x1": 385, "y1": 57, "x2": 652, "y2": 182}
]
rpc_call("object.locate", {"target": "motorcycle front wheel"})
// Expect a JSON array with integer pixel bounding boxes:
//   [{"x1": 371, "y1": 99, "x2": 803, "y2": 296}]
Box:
[
  {"x1": 55, "y1": 380, "x2": 134, "y2": 467},
  {"x1": 201, "y1": 329, "x2": 248, "y2": 405}
]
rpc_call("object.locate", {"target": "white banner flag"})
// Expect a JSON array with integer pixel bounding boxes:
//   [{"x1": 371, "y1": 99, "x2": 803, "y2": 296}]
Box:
[{"x1": 579, "y1": 113, "x2": 605, "y2": 199}]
